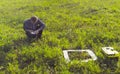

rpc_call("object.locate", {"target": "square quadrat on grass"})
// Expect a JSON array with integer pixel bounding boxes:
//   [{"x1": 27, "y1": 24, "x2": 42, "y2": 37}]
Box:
[{"x1": 63, "y1": 49, "x2": 97, "y2": 62}]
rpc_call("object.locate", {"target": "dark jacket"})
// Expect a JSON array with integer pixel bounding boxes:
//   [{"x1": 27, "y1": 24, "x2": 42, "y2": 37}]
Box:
[{"x1": 23, "y1": 19, "x2": 45, "y2": 33}]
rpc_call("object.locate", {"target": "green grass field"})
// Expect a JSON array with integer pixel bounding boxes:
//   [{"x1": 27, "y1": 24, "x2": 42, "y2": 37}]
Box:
[{"x1": 0, "y1": 0, "x2": 120, "y2": 73}]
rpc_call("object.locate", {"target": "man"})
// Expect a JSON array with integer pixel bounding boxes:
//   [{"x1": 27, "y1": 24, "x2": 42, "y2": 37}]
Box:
[{"x1": 23, "y1": 16, "x2": 45, "y2": 40}]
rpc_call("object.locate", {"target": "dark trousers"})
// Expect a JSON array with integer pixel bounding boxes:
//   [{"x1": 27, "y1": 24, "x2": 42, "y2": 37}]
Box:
[{"x1": 26, "y1": 30, "x2": 43, "y2": 39}]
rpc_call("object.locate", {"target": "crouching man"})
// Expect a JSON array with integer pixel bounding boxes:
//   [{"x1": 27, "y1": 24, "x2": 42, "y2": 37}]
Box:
[{"x1": 23, "y1": 16, "x2": 45, "y2": 40}]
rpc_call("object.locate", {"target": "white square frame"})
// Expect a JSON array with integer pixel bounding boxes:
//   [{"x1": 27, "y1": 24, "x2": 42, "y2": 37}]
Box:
[{"x1": 63, "y1": 49, "x2": 97, "y2": 62}]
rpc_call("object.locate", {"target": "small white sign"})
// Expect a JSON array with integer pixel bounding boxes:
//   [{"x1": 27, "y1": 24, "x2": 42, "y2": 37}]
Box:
[{"x1": 102, "y1": 47, "x2": 118, "y2": 55}]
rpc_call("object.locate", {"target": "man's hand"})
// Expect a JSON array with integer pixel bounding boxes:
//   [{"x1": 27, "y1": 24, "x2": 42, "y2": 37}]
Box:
[
  {"x1": 31, "y1": 30, "x2": 39, "y2": 34},
  {"x1": 34, "y1": 30, "x2": 39, "y2": 34},
  {"x1": 31, "y1": 31, "x2": 36, "y2": 34}
]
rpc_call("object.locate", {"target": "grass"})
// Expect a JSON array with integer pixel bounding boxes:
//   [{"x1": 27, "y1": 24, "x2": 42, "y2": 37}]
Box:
[
  {"x1": 0, "y1": 0, "x2": 120, "y2": 73},
  {"x1": 68, "y1": 51, "x2": 91, "y2": 60}
]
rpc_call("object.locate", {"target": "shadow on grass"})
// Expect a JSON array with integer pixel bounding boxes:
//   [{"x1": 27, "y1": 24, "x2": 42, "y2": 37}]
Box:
[
  {"x1": 0, "y1": 38, "x2": 31, "y2": 52},
  {"x1": 0, "y1": 38, "x2": 32, "y2": 66}
]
